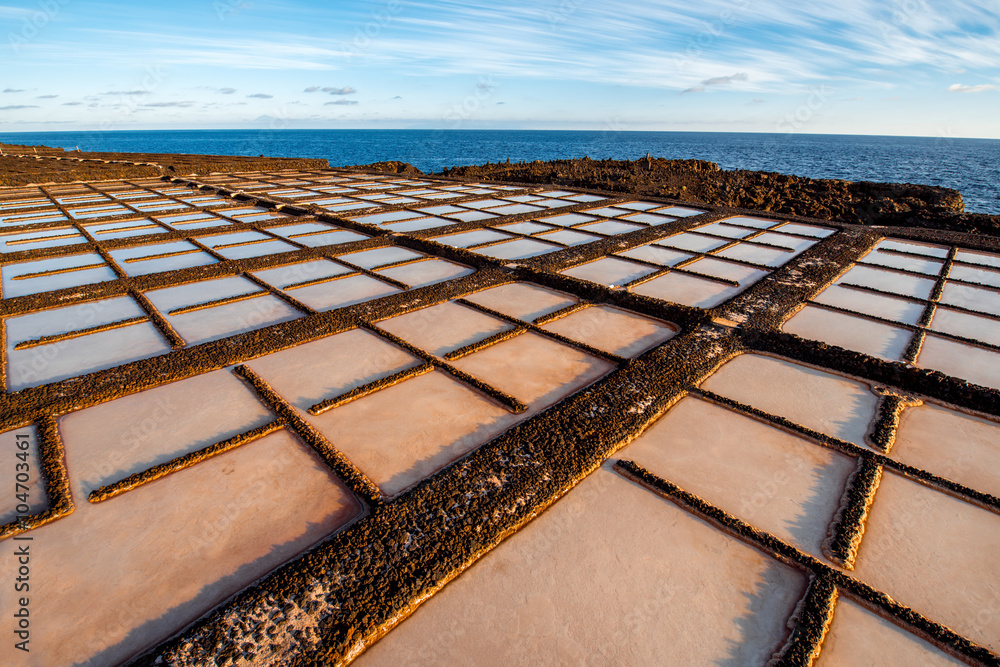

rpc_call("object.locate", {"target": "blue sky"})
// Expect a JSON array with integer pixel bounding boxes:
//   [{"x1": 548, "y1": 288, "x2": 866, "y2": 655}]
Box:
[{"x1": 1, "y1": 0, "x2": 998, "y2": 137}]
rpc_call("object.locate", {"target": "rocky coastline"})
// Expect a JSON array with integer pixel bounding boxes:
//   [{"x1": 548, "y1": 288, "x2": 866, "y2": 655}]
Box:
[{"x1": 356, "y1": 157, "x2": 1000, "y2": 237}]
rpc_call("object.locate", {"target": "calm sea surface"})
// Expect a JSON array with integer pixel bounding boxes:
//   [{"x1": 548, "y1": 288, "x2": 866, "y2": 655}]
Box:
[{"x1": 1, "y1": 129, "x2": 997, "y2": 214}]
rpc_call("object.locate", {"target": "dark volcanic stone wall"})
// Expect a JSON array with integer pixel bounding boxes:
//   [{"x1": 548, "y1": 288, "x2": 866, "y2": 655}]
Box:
[
  {"x1": 354, "y1": 157, "x2": 998, "y2": 237},
  {"x1": 0, "y1": 143, "x2": 329, "y2": 186}
]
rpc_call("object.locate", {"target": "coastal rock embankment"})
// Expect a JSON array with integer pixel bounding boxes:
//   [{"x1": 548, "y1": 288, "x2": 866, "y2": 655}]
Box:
[
  {"x1": 358, "y1": 157, "x2": 998, "y2": 237},
  {"x1": 0, "y1": 143, "x2": 328, "y2": 187}
]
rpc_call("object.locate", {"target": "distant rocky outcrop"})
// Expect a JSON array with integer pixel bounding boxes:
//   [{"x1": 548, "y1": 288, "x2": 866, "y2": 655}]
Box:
[{"x1": 343, "y1": 160, "x2": 425, "y2": 175}]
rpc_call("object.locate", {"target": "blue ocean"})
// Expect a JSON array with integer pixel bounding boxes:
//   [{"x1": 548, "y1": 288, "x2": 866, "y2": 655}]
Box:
[{"x1": 1, "y1": 129, "x2": 997, "y2": 214}]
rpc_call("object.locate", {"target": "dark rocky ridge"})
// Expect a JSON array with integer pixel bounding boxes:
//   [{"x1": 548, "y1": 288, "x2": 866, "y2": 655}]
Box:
[
  {"x1": 0, "y1": 143, "x2": 328, "y2": 187},
  {"x1": 3, "y1": 142, "x2": 994, "y2": 236},
  {"x1": 351, "y1": 157, "x2": 1000, "y2": 237}
]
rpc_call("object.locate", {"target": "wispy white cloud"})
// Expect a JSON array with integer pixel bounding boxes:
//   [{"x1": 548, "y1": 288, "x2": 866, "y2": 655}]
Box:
[
  {"x1": 702, "y1": 73, "x2": 749, "y2": 86},
  {"x1": 0, "y1": 5, "x2": 32, "y2": 19},
  {"x1": 144, "y1": 101, "x2": 197, "y2": 107},
  {"x1": 683, "y1": 72, "x2": 749, "y2": 92},
  {"x1": 365, "y1": 0, "x2": 1000, "y2": 91},
  {"x1": 59, "y1": 29, "x2": 347, "y2": 70},
  {"x1": 948, "y1": 83, "x2": 997, "y2": 93},
  {"x1": 306, "y1": 85, "x2": 356, "y2": 94},
  {"x1": 26, "y1": 2, "x2": 999, "y2": 92},
  {"x1": 5, "y1": 0, "x2": 999, "y2": 135}
]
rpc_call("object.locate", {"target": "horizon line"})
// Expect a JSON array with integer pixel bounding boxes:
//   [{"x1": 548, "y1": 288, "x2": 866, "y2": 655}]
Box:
[{"x1": 2, "y1": 127, "x2": 999, "y2": 141}]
